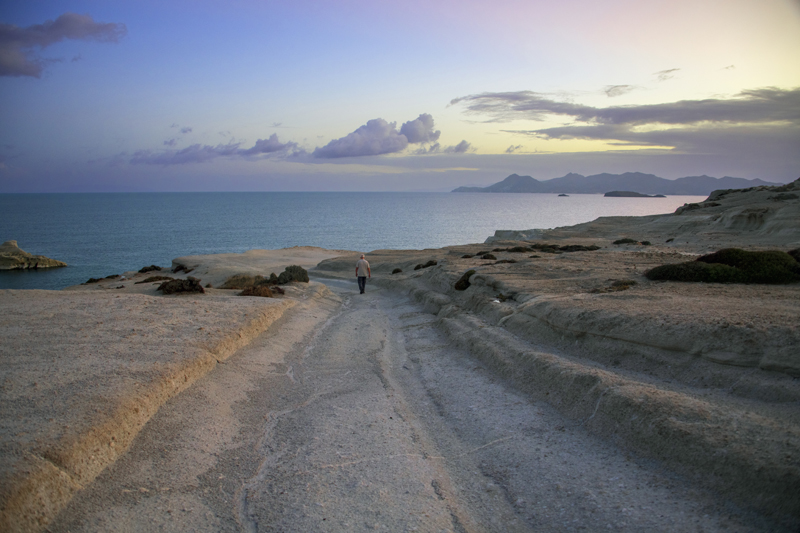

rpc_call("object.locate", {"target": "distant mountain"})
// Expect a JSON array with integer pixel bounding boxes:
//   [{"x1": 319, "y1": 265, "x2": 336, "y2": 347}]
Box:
[{"x1": 452, "y1": 172, "x2": 780, "y2": 196}]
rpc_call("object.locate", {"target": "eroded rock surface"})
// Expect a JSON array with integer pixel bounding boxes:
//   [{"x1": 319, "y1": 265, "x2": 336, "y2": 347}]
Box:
[{"x1": 0, "y1": 240, "x2": 66, "y2": 270}]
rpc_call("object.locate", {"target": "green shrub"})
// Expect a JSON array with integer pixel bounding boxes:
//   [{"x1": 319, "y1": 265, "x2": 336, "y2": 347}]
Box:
[
  {"x1": 240, "y1": 285, "x2": 273, "y2": 297},
  {"x1": 454, "y1": 270, "x2": 475, "y2": 291},
  {"x1": 221, "y1": 274, "x2": 268, "y2": 289},
  {"x1": 789, "y1": 249, "x2": 800, "y2": 263},
  {"x1": 277, "y1": 265, "x2": 310, "y2": 284},
  {"x1": 696, "y1": 248, "x2": 800, "y2": 284},
  {"x1": 645, "y1": 248, "x2": 800, "y2": 284},
  {"x1": 414, "y1": 260, "x2": 438, "y2": 270}
]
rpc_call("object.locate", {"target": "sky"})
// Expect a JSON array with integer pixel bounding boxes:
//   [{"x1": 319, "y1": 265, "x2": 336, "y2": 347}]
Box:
[{"x1": 1, "y1": 0, "x2": 799, "y2": 192}]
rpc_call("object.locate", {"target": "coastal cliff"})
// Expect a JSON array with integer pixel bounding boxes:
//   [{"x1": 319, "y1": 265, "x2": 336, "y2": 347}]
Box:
[{"x1": 0, "y1": 241, "x2": 66, "y2": 270}]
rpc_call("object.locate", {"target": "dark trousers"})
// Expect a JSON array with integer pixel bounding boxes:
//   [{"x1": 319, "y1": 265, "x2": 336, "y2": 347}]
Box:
[{"x1": 357, "y1": 276, "x2": 367, "y2": 293}]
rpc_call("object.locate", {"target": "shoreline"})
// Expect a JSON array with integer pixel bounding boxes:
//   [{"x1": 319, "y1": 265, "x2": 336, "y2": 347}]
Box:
[{"x1": 2, "y1": 181, "x2": 799, "y2": 531}]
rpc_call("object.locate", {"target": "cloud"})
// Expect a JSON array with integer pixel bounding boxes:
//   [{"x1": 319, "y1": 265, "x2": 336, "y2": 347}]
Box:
[
  {"x1": 399, "y1": 113, "x2": 441, "y2": 144},
  {"x1": 130, "y1": 134, "x2": 297, "y2": 165},
  {"x1": 180, "y1": 127, "x2": 193, "y2": 134},
  {"x1": 313, "y1": 114, "x2": 445, "y2": 158},
  {"x1": 163, "y1": 138, "x2": 177, "y2": 146},
  {"x1": 0, "y1": 13, "x2": 126, "y2": 77},
  {"x1": 506, "y1": 144, "x2": 523, "y2": 153},
  {"x1": 453, "y1": 87, "x2": 800, "y2": 126},
  {"x1": 654, "y1": 68, "x2": 680, "y2": 81},
  {"x1": 454, "y1": 86, "x2": 800, "y2": 158},
  {"x1": 311, "y1": 118, "x2": 406, "y2": 158},
  {"x1": 604, "y1": 85, "x2": 635, "y2": 97},
  {"x1": 240, "y1": 134, "x2": 298, "y2": 155},
  {"x1": 444, "y1": 140, "x2": 472, "y2": 153}
]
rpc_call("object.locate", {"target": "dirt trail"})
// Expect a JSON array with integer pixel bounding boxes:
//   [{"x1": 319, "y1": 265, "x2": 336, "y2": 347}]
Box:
[{"x1": 50, "y1": 280, "x2": 784, "y2": 532}]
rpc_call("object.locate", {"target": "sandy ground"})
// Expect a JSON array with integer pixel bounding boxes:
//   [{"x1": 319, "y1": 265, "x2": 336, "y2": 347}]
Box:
[
  {"x1": 47, "y1": 280, "x2": 783, "y2": 532},
  {"x1": 0, "y1": 247, "x2": 346, "y2": 532},
  {"x1": 2, "y1": 187, "x2": 799, "y2": 531}
]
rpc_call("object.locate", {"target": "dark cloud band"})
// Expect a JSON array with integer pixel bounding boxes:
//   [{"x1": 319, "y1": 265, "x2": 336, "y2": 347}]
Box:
[{"x1": 0, "y1": 13, "x2": 127, "y2": 77}]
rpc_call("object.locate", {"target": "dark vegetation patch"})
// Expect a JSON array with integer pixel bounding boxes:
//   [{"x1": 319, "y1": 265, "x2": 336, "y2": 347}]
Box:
[
  {"x1": 480, "y1": 254, "x2": 497, "y2": 260},
  {"x1": 495, "y1": 259, "x2": 517, "y2": 264},
  {"x1": 491, "y1": 243, "x2": 600, "y2": 254},
  {"x1": 221, "y1": 266, "x2": 309, "y2": 289},
  {"x1": 645, "y1": 248, "x2": 800, "y2": 284},
  {"x1": 83, "y1": 274, "x2": 120, "y2": 284},
  {"x1": 239, "y1": 285, "x2": 273, "y2": 297},
  {"x1": 414, "y1": 260, "x2": 438, "y2": 270},
  {"x1": 461, "y1": 254, "x2": 473, "y2": 259},
  {"x1": 158, "y1": 278, "x2": 205, "y2": 294},
  {"x1": 277, "y1": 265, "x2": 309, "y2": 284},
  {"x1": 789, "y1": 249, "x2": 800, "y2": 263},
  {"x1": 591, "y1": 279, "x2": 638, "y2": 294},
  {"x1": 172, "y1": 264, "x2": 193, "y2": 274},
  {"x1": 770, "y1": 193, "x2": 799, "y2": 201},
  {"x1": 475, "y1": 251, "x2": 490, "y2": 256},
  {"x1": 138, "y1": 265, "x2": 162, "y2": 273},
  {"x1": 392, "y1": 268, "x2": 402, "y2": 274},
  {"x1": 496, "y1": 293, "x2": 510, "y2": 302},
  {"x1": 613, "y1": 238, "x2": 639, "y2": 245},
  {"x1": 135, "y1": 275, "x2": 173, "y2": 284},
  {"x1": 454, "y1": 269, "x2": 476, "y2": 291},
  {"x1": 221, "y1": 274, "x2": 270, "y2": 290}
]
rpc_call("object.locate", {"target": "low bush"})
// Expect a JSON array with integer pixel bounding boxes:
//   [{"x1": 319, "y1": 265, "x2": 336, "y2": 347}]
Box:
[
  {"x1": 392, "y1": 268, "x2": 402, "y2": 274},
  {"x1": 480, "y1": 254, "x2": 496, "y2": 260},
  {"x1": 414, "y1": 260, "x2": 438, "y2": 270},
  {"x1": 239, "y1": 285, "x2": 273, "y2": 297},
  {"x1": 277, "y1": 265, "x2": 310, "y2": 284},
  {"x1": 645, "y1": 248, "x2": 800, "y2": 284},
  {"x1": 139, "y1": 265, "x2": 161, "y2": 273},
  {"x1": 221, "y1": 274, "x2": 269, "y2": 289},
  {"x1": 454, "y1": 269, "x2": 476, "y2": 291},
  {"x1": 613, "y1": 238, "x2": 639, "y2": 245},
  {"x1": 508, "y1": 246, "x2": 531, "y2": 253},
  {"x1": 461, "y1": 254, "x2": 473, "y2": 259},
  {"x1": 135, "y1": 275, "x2": 173, "y2": 284},
  {"x1": 495, "y1": 259, "x2": 517, "y2": 264},
  {"x1": 158, "y1": 278, "x2": 205, "y2": 294}
]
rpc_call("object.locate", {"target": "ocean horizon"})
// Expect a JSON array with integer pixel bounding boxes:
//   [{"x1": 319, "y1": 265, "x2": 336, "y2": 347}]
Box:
[{"x1": 0, "y1": 191, "x2": 705, "y2": 290}]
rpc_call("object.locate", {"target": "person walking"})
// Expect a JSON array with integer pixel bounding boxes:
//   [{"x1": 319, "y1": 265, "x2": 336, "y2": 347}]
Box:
[{"x1": 355, "y1": 254, "x2": 371, "y2": 294}]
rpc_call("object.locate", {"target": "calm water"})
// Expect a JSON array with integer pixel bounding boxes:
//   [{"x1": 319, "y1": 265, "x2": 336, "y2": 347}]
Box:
[{"x1": 0, "y1": 192, "x2": 704, "y2": 290}]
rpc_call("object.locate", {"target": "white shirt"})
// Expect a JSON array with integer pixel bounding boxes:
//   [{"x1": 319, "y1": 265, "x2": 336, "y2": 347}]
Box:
[{"x1": 356, "y1": 258, "x2": 370, "y2": 277}]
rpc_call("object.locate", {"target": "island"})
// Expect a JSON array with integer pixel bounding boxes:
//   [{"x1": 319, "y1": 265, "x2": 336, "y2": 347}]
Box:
[
  {"x1": 604, "y1": 190, "x2": 666, "y2": 197},
  {"x1": 452, "y1": 171, "x2": 778, "y2": 195}
]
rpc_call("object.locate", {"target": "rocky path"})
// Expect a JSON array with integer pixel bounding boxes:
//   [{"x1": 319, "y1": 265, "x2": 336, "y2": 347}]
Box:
[{"x1": 50, "y1": 281, "x2": 780, "y2": 532}]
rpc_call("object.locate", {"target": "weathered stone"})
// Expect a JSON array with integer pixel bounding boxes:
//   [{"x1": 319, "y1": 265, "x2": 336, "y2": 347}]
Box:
[{"x1": 0, "y1": 240, "x2": 66, "y2": 270}]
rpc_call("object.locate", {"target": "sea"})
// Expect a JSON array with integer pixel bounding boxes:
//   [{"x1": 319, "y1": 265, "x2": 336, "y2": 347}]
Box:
[{"x1": 0, "y1": 192, "x2": 705, "y2": 291}]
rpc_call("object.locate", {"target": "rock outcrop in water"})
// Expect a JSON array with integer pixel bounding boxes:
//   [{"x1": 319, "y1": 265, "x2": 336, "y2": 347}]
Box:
[{"x1": 0, "y1": 240, "x2": 66, "y2": 270}]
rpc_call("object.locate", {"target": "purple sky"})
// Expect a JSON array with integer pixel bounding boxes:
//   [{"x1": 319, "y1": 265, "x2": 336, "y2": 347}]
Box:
[{"x1": 1, "y1": 0, "x2": 799, "y2": 192}]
